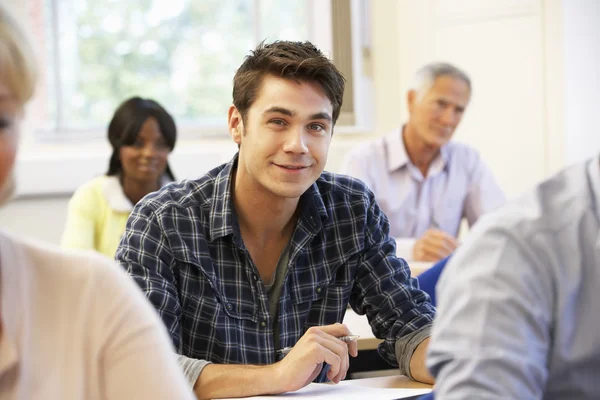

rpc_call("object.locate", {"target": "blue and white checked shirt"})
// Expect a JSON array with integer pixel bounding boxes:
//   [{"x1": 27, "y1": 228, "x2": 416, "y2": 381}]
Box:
[{"x1": 116, "y1": 155, "x2": 435, "y2": 382}]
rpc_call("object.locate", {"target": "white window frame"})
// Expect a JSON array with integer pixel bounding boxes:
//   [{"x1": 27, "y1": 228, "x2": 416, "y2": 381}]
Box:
[{"x1": 16, "y1": 0, "x2": 373, "y2": 197}]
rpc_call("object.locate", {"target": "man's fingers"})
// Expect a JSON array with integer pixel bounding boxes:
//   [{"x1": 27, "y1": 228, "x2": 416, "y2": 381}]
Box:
[
  {"x1": 423, "y1": 230, "x2": 458, "y2": 253},
  {"x1": 347, "y1": 339, "x2": 358, "y2": 357},
  {"x1": 304, "y1": 326, "x2": 351, "y2": 383},
  {"x1": 314, "y1": 323, "x2": 352, "y2": 337},
  {"x1": 421, "y1": 241, "x2": 452, "y2": 260}
]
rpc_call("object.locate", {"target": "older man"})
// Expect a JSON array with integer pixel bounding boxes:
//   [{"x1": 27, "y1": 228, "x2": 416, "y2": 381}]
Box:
[{"x1": 342, "y1": 63, "x2": 505, "y2": 262}]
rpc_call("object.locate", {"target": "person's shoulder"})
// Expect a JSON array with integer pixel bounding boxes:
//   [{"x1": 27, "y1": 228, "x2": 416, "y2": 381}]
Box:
[
  {"x1": 136, "y1": 163, "x2": 227, "y2": 215},
  {"x1": 345, "y1": 134, "x2": 388, "y2": 161},
  {"x1": 2, "y1": 230, "x2": 118, "y2": 289},
  {"x1": 71, "y1": 175, "x2": 110, "y2": 199},
  {"x1": 473, "y1": 161, "x2": 592, "y2": 240},
  {"x1": 445, "y1": 141, "x2": 483, "y2": 162},
  {"x1": 317, "y1": 171, "x2": 374, "y2": 204}
]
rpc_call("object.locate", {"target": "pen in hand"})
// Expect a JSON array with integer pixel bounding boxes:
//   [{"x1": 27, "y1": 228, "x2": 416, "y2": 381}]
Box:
[{"x1": 277, "y1": 335, "x2": 360, "y2": 357}]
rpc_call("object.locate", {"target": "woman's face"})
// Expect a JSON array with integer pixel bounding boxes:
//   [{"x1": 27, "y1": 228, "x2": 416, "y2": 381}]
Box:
[
  {"x1": 0, "y1": 79, "x2": 21, "y2": 204},
  {"x1": 118, "y1": 117, "x2": 170, "y2": 184}
]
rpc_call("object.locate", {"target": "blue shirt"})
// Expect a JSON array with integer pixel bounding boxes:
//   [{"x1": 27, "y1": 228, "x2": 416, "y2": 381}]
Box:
[
  {"x1": 428, "y1": 157, "x2": 600, "y2": 399},
  {"x1": 116, "y1": 155, "x2": 435, "y2": 382},
  {"x1": 341, "y1": 128, "x2": 505, "y2": 260}
]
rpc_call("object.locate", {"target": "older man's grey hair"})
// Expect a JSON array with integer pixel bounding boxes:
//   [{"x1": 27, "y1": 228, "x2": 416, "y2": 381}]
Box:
[{"x1": 411, "y1": 62, "x2": 471, "y2": 101}]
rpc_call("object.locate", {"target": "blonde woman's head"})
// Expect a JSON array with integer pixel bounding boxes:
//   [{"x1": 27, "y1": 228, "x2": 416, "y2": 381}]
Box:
[
  {"x1": 0, "y1": 3, "x2": 37, "y2": 108},
  {"x1": 0, "y1": 4, "x2": 37, "y2": 205}
]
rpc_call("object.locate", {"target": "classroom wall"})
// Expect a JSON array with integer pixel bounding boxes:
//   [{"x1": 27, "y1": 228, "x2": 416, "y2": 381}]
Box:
[
  {"x1": 563, "y1": 0, "x2": 600, "y2": 164},
  {"x1": 0, "y1": 0, "x2": 592, "y2": 246}
]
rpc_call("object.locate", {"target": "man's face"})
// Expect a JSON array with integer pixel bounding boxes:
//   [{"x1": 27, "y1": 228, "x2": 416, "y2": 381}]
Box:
[
  {"x1": 228, "y1": 74, "x2": 333, "y2": 199},
  {"x1": 407, "y1": 75, "x2": 471, "y2": 149}
]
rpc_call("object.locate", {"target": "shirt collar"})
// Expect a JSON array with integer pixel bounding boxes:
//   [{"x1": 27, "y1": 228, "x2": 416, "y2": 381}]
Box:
[
  {"x1": 208, "y1": 156, "x2": 238, "y2": 242},
  {"x1": 384, "y1": 127, "x2": 409, "y2": 173},
  {"x1": 208, "y1": 154, "x2": 329, "y2": 242},
  {"x1": 102, "y1": 176, "x2": 133, "y2": 212},
  {"x1": 103, "y1": 175, "x2": 172, "y2": 213},
  {"x1": 384, "y1": 126, "x2": 450, "y2": 175}
]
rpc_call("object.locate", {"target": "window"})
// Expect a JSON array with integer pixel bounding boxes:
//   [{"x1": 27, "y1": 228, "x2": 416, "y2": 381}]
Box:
[
  {"x1": 37, "y1": 0, "x2": 313, "y2": 140},
  {"x1": 22, "y1": 0, "x2": 372, "y2": 142}
]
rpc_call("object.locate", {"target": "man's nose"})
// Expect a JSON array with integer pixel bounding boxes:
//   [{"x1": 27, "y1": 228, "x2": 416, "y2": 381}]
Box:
[{"x1": 283, "y1": 127, "x2": 308, "y2": 153}]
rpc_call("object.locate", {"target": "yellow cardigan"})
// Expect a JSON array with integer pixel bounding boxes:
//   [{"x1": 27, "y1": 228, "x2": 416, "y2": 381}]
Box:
[{"x1": 61, "y1": 176, "x2": 132, "y2": 259}]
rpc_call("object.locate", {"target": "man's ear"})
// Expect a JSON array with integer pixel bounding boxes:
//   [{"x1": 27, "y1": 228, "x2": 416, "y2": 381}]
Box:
[
  {"x1": 228, "y1": 105, "x2": 244, "y2": 145},
  {"x1": 407, "y1": 89, "x2": 417, "y2": 114}
]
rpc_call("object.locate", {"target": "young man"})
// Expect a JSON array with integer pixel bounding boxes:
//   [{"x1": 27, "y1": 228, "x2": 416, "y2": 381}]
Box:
[
  {"x1": 116, "y1": 41, "x2": 435, "y2": 399},
  {"x1": 342, "y1": 63, "x2": 505, "y2": 262},
  {"x1": 427, "y1": 156, "x2": 600, "y2": 399}
]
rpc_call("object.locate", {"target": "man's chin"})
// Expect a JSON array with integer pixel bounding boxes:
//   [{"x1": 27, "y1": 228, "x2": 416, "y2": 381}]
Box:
[
  {"x1": 271, "y1": 183, "x2": 310, "y2": 199},
  {"x1": 425, "y1": 135, "x2": 451, "y2": 149}
]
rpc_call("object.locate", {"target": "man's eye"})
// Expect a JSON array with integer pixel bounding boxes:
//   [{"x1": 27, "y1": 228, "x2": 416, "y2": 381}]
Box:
[{"x1": 309, "y1": 123, "x2": 324, "y2": 132}]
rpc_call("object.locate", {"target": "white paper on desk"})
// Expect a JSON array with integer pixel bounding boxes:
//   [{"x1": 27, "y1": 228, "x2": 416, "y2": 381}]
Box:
[{"x1": 221, "y1": 382, "x2": 431, "y2": 399}]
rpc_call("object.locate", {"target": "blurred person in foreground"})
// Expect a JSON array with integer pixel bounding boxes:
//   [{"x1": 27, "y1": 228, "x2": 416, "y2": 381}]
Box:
[
  {"x1": 61, "y1": 96, "x2": 177, "y2": 258},
  {"x1": 342, "y1": 63, "x2": 505, "y2": 262},
  {"x1": 426, "y1": 155, "x2": 600, "y2": 399},
  {"x1": 117, "y1": 40, "x2": 436, "y2": 399},
  {"x1": 0, "y1": 4, "x2": 194, "y2": 399}
]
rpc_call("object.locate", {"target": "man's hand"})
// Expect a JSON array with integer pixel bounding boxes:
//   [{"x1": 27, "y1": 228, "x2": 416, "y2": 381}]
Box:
[
  {"x1": 413, "y1": 229, "x2": 458, "y2": 261},
  {"x1": 274, "y1": 323, "x2": 359, "y2": 393}
]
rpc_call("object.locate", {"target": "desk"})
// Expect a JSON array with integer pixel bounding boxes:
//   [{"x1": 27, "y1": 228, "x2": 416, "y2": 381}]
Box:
[
  {"x1": 343, "y1": 308, "x2": 380, "y2": 351},
  {"x1": 344, "y1": 375, "x2": 433, "y2": 390},
  {"x1": 408, "y1": 261, "x2": 434, "y2": 276}
]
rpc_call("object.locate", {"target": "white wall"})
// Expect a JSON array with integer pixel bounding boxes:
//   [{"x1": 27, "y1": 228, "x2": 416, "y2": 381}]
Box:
[{"x1": 563, "y1": 0, "x2": 600, "y2": 164}]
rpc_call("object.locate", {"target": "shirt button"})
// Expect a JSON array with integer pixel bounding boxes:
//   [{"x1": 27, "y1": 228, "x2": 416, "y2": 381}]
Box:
[
  {"x1": 260, "y1": 320, "x2": 267, "y2": 327},
  {"x1": 253, "y1": 275, "x2": 258, "y2": 281},
  {"x1": 226, "y1": 303, "x2": 233, "y2": 311},
  {"x1": 316, "y1": 287, "x2": 322, "y2": 293}
]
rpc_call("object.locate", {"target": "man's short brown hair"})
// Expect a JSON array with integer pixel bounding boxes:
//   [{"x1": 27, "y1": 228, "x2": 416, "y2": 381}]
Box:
[{"x1": 232, "y1": 40, "x2": 345, "y2": 126}]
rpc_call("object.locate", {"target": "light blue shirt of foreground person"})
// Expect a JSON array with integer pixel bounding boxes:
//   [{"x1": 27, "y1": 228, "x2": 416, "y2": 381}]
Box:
[{"x1": 427, "y1": 156, "x2": 600, "y2": 399}]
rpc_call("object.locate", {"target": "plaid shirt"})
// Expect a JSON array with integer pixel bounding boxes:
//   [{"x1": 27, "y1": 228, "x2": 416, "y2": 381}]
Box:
[{"x1": 116, "y1": 155, "x2": 435, "y2": 379}]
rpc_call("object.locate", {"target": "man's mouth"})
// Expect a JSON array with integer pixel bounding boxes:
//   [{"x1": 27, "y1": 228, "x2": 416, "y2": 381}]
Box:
[{"x1": 279, "y1": 165, "x2": 307, "y2": 170}]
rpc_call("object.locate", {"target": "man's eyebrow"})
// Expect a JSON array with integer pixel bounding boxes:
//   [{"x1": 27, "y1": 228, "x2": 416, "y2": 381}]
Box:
[
  {"x1": 262, "y1": 107, "x2": 332, "y2": 122},
  {"x1": 262, "y1": 106, "x2": 295, "y2": 117},
  {"x1": 309, "y1": 112, "x2": 332, "y2": 122}
]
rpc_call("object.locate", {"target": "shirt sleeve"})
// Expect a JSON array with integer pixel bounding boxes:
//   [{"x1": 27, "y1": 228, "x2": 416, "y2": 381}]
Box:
[
  {"x1": 115, "y1": 204, "x2": 185, "y2": 348},
  {"x1": 115, "y1": 201, "x2": 213, "y2": 391},
  {"x1": 61, "y1": 184, "x2": 97, "y2": 251},
  {"x1": 463, "y1": 156, "x2": 506, "y2": 226},
  {"x1": 351, "y1": 194, "x2": 435, "y2": 371},
  {"x1": 427, "y1": 222, "x2": 553, "y2": 399},
  {"x1": 92, "y1": 257, "x2": 196, "y2": 399},
  {"x1": 177, "y1": 354, "x2": 211, "y2": 387},
  {"x1": 395, "y1": 324, "x2": 432, "y2": 379}
]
